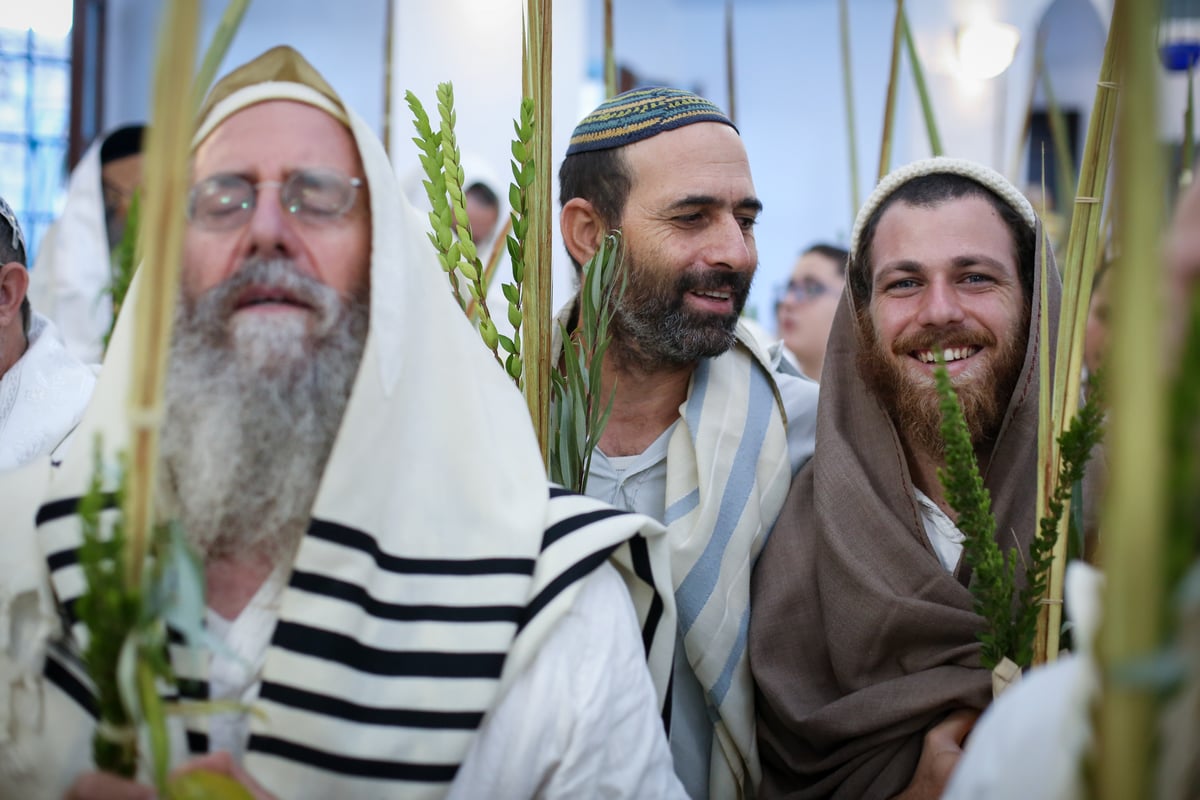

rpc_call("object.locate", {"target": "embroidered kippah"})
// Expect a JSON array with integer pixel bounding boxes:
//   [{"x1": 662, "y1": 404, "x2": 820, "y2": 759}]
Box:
[
  {"x1": 566, "y1": 87, "x2": 736, "y2": 156},
  {"x1": 0, "y1": 195, "x2": 25, "y2": 258}
]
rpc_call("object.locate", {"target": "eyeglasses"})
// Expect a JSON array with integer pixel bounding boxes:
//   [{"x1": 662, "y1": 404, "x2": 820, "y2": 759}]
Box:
[
  {"x1": 186, "y1": 168, "x2": 363, "y2": 231},
  {"x1": 779, "y1": 277, "x2": 836, "y2": 304}
]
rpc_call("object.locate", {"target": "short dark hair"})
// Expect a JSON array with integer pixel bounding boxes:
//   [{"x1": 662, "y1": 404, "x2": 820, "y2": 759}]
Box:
[
  {"x1": 465, "y1": 181, "x2": 499, "y2": 211},
  {"x1": 803, "y1": 243, "x2": 849, "y2": 276},
  {"x1": 849, "y1": 174, "x2": 1035, "y2": 309},
  {"x1": 558, "y1": 146, "x2": 633, "y2": 273},
  {"x1": 0, "y1": 211, "x2": 29, "y2": 336}
]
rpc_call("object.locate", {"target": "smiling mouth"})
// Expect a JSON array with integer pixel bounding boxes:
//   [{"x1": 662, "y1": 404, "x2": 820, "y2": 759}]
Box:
[
  {"x1": 692, "y1": 288, "x2": 732, "y2": 301},
  {"x1": 912, "y1": 346, "x2": 981, "y2": 364}
]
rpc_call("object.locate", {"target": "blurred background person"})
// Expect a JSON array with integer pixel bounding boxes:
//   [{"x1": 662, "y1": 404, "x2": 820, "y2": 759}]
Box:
[
  {"x1": 0, "y1": 195, "x2": 95, "y2": 471},
  {"x1": 27, "y1": 124, "x2": 145, "y2": 365},
  {"x1": 775, "y1": 243, "x2": 847, "y2": 381}
]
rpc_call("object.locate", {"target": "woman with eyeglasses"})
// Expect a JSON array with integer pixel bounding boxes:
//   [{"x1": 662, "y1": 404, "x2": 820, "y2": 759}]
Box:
[{"x1": 775, "y1": 243, "x2": 848, "y2": 381}]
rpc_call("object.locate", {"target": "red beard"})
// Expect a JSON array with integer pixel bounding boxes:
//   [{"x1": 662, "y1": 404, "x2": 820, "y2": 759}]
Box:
[{"x1": 855, "y1": 303, "x2": 1030, "y2": 458}]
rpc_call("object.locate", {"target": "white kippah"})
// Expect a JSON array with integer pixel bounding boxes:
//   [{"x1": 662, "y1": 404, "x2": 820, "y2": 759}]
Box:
[{"x1": 848, "y1": 157, "x2": 1038, "y2": 263}]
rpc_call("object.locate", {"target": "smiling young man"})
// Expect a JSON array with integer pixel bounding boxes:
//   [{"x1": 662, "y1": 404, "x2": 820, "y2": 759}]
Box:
[
  {"x1": 557, "y1": 88, "x2": 819, "y2": 799},
  {"x1": 749, "y1": 158, "x2": 1059, "y2": 799}
]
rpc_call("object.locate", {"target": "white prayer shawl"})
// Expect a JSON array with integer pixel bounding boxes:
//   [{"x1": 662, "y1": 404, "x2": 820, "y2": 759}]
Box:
[
  {"x1": 23, "y1": 52, "x2": 675, "y2": 799},
  {"x1": 553, "y1": 307, "x2": 792, "y2": 797},
  {"x1": 0, "y1": 313, "x2": 96, "y2": 470},
  {"x1": 665, "y1": 322, "x2": 791, "y2": 798},
  {"x1": 27, "y1": 140, "x2": 112, "y2": 365}
]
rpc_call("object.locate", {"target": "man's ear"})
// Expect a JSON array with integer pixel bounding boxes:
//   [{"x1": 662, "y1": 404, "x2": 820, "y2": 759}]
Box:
[
  {"x1": 560, "y1": 198, "x2": 607, "y2": 269},
  {"x1": 0, "y1": 262, "x2": 28, "y2": 329}
]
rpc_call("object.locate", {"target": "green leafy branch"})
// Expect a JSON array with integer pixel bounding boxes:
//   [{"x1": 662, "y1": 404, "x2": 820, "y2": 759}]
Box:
[
  {"x1": 1018, "y1": 376, "x2": 1105, "y2": 664},
  {"x1": 406, "y1": 84, "x2": 504, "y2": 367},
  {"x1": 104, "y1": 190, "x2": 141, "y2": 353},
  {"x1": 550, "y1": 233, "x2": 625, "y2": 493},
  {"x1": 77, "y1": 439, "x2": 247, "y2": 794},
  {"x1": 497, "y1": 98, "x2": 536, "y2": 385}
]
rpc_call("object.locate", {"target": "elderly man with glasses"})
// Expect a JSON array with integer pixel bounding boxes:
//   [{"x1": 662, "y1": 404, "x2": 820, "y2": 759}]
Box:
[{"x1": 3, "y1": 47, "x2": 684, "y2": 799}]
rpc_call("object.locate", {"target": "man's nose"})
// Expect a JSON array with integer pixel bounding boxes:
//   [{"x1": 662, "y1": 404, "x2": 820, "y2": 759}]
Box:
[
  {"x1": 705, "y1": 214, "x2": 757, "y2": 272},
  {"x1": 916, "y1": 278, "x2": 966, "y2": 327},
  {"x1": 244, "y1": 184, "x2": 300, "y2": 259}
]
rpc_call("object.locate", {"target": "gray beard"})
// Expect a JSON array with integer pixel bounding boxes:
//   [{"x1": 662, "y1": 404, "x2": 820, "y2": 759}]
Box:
[{"x1": 159, "y1": 257, "x2": 369, "y2": 562}]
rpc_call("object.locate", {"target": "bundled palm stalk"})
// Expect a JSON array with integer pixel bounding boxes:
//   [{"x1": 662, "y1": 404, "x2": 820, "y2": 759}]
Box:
[
  {"x1": 521, "y1": 0, "x2": 554, "y2": 462},
  {"x1": 838, "y1": 0, "x2": 861, "y2": 224},
  {"x1": 75, "y1": 0, "x2": 253, "y2": 793},
  {"x1": 1096, "y1": 0, "x2": 1169, "y2": 794},
  {"x1": 877, "y1": 0, "x2": 905, "y2": 181},
  {"x1": 1034, "y1": 0, "x2": 1123, "y2": 666}
]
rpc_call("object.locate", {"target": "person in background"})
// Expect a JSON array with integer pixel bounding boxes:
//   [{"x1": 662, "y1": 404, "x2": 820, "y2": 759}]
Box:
[
  {"x1": 0, "y1": 195, "x2": 95, "y2": 471},
  {"x1": 28, "y1": 124, "x2": 145, "y2": 364},
  {"x1": 776, "y1": 243, "x2": 848, "y2": 380}
]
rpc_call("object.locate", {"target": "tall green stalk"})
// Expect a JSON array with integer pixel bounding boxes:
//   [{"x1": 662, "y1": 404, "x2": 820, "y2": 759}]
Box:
[
  {"x1": 901, "y1": 10, "x2": 942, "y2": 157},
  {"x1": 522, "y1": 0, "x2": 553, "y2": 464},
  {"x1": 1099, "y1": 0, "x2": 1168, "y2": 795},
  {"x1": 839, "y1": 0, "x2": 860, "y2": 224},
  {"x1": 1036, "y1": 0, "x2": 1124, "y2": 664},
  {"x1": 603, "y1": 0, "x2": 616, "y2": 98},
  {"x1": 877, "y1": 0, "x2": 905, "y2": 181},
  {"x1": 189, "y1": 0, "x2": 249, "y2": 111}
]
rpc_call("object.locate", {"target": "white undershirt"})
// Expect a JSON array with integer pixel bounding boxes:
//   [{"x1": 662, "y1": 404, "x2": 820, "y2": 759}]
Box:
[{"x1": 913, "y1": 488, "x2": 966, "y2": 573}]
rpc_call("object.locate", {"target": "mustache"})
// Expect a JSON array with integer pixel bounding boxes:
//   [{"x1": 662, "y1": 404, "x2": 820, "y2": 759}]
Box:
[
  {"x1": 188, "y1": 257, "x2": 344, "y2": 333},
  {"x1": 889, "y1": 326, "x2": 996, "y2": 355},
  {"x1": 676, "y1": 267, "x2": 753, "y2": 297}
]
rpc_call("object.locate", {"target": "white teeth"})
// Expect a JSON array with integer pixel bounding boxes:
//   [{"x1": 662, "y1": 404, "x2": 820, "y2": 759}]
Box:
[
  {"x1": 696, "y1": 290, "x2": 730, "y2": 300},
  {"x1": 915, "y1": 347, "x2": 977, "y2": 364}
]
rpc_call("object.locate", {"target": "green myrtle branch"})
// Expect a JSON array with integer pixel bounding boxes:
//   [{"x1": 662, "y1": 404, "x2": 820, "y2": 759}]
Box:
[{"x1": 550, "y1": 233, "x2": 625, "y2": 493}]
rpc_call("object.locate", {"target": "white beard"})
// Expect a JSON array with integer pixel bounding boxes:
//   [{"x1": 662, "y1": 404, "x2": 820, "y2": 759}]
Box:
[{"x1": 159, "y1": 257, "x2": 369, "y2": 562}]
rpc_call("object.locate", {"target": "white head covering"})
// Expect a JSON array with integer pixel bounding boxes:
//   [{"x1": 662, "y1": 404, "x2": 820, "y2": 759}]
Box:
[{"x1": 26, "y1": 140, "x2": 111, "y2": 364}]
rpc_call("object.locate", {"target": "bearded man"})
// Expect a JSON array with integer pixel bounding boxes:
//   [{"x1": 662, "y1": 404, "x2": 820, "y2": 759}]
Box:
[
  {"x1": 0, "y1": 47, "x2": 685, "y2": 799},
  {"x1": 749, "y1": 158, "x2": 1059, "y2": 799},
  {"x1": 556, "y1": 87, "x2": 820, "y2": 799}
]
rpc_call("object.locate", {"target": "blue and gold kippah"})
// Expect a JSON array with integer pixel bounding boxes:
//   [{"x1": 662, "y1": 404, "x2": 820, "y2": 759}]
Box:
[{"x1": 566, "y1": 87, "x2": 736, "y2": 156}]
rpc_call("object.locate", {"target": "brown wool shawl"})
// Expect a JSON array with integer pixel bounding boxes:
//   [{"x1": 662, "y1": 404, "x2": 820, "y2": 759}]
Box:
[{"x1": 749, "y1": 166, "x2": 1061, "y2": 799}]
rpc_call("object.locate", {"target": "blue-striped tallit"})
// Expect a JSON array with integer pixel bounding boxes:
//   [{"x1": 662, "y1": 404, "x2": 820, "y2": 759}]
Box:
[
  {"x1": 9, "y1": 47, "x2": 677, "y2": 798},
  {"x1": 665, "y1": 323, "x2": 792, "y2": 797}
]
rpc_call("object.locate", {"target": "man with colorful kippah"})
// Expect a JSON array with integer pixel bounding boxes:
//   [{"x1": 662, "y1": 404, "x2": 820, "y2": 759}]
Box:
[
  {"x1": 0, "y1": 48, "x2": 687, "y2": 798},
  {"x1": 557, "y1": 87, "x2": 820, "y2": 799},
  {"x1": 750, "y1": 157, "x2": 1060, "y2": 799},
  {"x1": 0, "y1": 195, "x2": 96, "y2": 471}
]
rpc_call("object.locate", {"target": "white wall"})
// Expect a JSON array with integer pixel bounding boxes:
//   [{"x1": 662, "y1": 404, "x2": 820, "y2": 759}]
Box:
[
  {"x1": 108, "y1": 0, "x2": 1186, "y2": 327},
  {"x1": 104, "y1": 0, "x2": 389, "y2": 132}
]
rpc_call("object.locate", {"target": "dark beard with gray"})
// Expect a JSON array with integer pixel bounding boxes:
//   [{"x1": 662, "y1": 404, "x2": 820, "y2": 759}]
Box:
[
  {"x1": 609, "y1": 252, "x2": 753, "y2": 372},
  {"x1": 159, "y1": 257, "x2": 369, "y2": 562},
  {"x1": 855, "y1": 302, "x2": 1029, "y2": 459}
]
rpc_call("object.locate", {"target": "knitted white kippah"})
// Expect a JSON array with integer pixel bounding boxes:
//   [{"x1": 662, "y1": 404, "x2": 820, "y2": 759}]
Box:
[{"x1": 848, "y1": 157, "x2": 1037, "y2": 262}]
